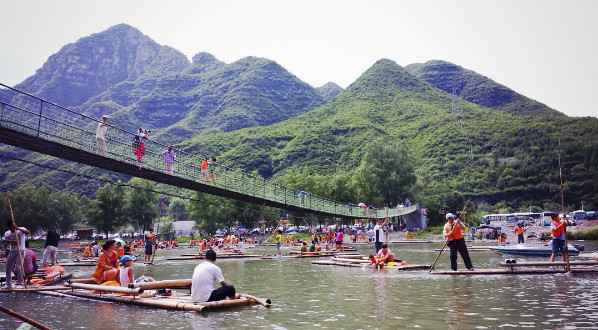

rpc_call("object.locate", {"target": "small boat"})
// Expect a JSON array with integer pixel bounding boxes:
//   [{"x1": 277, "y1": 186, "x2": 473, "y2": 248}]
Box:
[{"x1": 490, "y1": 244, "x2": 581, "y2": 257}]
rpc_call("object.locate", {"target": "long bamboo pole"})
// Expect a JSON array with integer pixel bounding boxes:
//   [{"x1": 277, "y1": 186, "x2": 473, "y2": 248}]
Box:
[
  {"x1": 0, "y1": 305, "x2": 52, "y2": 330},
  {"x1": 67, "y1": 282, "x2": 143, "y2": 295},
  {"x1": 130, "y1": 279, "x2": 191, "y2": 290}
]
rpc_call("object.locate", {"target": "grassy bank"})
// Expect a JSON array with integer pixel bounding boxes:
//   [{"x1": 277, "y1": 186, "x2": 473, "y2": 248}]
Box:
[
  {"x1": 568, "y1": 228, "x2": 598, "y2": 240},
  {"x1": 413, "y1": 225, "x2": 444, "y2": 239}
]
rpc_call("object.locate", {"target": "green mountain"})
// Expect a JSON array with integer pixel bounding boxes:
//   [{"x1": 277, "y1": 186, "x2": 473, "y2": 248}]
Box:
[
  {"x1": 1, "y1": 24, "x2": 324, "y2": 192},
  {"x1": 316, "y1": 82, "x2": 343, "y2": 102},
  {"x1": 85, "y1": 55, "x2": 324, "y2": 143},
  {"x1": 182, "y1": 59, "x2": 598, "y2": 215},
  {"x1": 14, "y1": 24, "x2": 189, "y2": 107},
  {"x1": 405, "y1": 60, "x2": 563, "y2": 117}
]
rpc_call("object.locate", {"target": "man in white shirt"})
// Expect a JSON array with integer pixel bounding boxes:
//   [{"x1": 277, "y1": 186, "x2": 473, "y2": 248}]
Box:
[
  {"x1": 373, "y1": 219, "x2": 387, "y2": 253},
  {"x1": 191, "y1": 249, "x2": 237, "y2": 303},
  {"x1": 3, "y1": 220, "x2": 30, "y2": 289},
  {"x1": 95, "y1": 115, "x2": 109, "y2": 155}
]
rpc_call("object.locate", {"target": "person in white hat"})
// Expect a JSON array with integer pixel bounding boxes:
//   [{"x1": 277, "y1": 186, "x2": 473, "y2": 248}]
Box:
[{"x1": 443, "y1": 213, "x2": 473, "y2": 271}]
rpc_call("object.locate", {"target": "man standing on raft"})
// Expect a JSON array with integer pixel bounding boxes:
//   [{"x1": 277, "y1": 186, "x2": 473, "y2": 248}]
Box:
[
  {"x1": 191, "y1": 249, "x2": 238, "y2": 303},
  {"x1": 444, "y1": 213, "x2": 474, "y2": 271}
]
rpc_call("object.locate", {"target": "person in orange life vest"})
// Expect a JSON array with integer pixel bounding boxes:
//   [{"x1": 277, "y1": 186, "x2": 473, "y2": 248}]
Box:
[
  {"x1": 514, "y1": 223, "x2": 527, "y2": 244},
  {"x1": 444, "y1": 213, "x2": 474, "y2": 271},
  {"x1": 115, "y1": 239, "x2": 125, "y2": 257},
  {"x1": 549, "y1": 214, "x2": 568, "y2": 263},
  {"x1": 92, "y1": 240, "x2": 119, "y2": 284}
]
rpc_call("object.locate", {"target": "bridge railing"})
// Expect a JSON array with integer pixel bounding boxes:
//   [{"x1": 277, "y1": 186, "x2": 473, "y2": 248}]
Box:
[{"x1": 0, "y1": 83, "x2": 413, "y2": 219}]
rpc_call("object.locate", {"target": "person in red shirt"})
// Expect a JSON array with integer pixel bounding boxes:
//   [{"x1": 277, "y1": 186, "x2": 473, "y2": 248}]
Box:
[
  {"x1": 443, "y1": 213, "x2": 473, "y2": 271},
  {"x1": 514, "y1": 223, "x2": 527, "y2": 244},
  {"x1": 549, "y1": 214, "x2": 568, "y2": 263}
]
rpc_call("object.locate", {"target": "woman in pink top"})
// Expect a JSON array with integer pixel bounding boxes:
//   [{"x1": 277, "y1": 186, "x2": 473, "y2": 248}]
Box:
[{"x1": 335, "y1": 230, "x2": 344, "y2": 252}]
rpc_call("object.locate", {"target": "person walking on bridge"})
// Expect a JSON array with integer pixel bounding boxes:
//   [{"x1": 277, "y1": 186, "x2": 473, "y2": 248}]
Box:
[
  {"x1": 444, "y1": 213, "x2": 473, "y2": 271},
  {"x1": 163, "y1": 145, "x2": 176, "y2": 175},
  {"x1": 95, "y1": 115, "x2": 109, "y2": 156}
]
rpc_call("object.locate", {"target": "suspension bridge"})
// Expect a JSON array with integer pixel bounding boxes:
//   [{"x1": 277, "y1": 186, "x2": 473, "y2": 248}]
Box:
[{"x1": 0, "y1": 83, "x2": 418, "y2": 219}]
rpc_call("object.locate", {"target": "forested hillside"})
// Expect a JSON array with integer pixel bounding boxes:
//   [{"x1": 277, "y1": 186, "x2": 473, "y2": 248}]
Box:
[{"x1": 182, "y1": 59, "x2": 598, "y2": 223}]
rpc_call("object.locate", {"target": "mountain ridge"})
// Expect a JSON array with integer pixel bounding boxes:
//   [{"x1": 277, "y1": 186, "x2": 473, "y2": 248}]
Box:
[{"x1": 405, "y1": 60, "x2": 562, "y2": 117}]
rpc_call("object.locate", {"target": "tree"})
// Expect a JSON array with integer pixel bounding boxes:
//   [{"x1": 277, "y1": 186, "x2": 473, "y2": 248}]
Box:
[
  {"x1": 188, "y1": 192, "x2": 234, "y2": 234},
  {"x1": 123, "y1": 178, "x2": 159, "y2": 232},
  {"x1": 354, "y1": 141, "x2": 417, "y2": 207},
  {"x1": 168, "y1": 198, "x2": 189, "y2": 222},
  {"x1": 229, "y1": 199, "x2": 262, "y2": 230},
  {"x1": 87, "y1": 183, "x2": 126, "y2": 236},
  {"x1": 0, "y1": 186, "x2": 83, "y2": 234}
]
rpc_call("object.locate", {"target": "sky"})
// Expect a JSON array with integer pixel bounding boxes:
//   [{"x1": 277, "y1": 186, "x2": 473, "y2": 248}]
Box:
[{"x1": 1, "y1": 0, "x2": 597, "y2": 117}]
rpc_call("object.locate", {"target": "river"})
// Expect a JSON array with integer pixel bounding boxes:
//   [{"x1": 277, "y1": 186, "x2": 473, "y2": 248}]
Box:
[{"x1": 2, "y1": 242, "x2": 598, "y2": 329}]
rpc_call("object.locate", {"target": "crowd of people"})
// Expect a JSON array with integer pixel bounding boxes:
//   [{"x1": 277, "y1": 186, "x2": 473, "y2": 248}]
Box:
[{"x1": 1, "y1": 211, "x2": 575, "y2": 298}]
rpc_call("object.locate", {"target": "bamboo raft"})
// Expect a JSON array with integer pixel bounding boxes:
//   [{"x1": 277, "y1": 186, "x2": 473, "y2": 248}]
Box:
[
  {"x1": 9, "y1": 280, "x2": 271, "y2": 313},
  {"x1": 167, "y1": 254, "x2": 262, "y2": 261},
  {"x1": 499, "y1": 260, "x2": 598, "y2": 267},
  {"x1": 312, "y1": 259, "x2": 431, "y2": 271},
  {"x1": 432, "y1": 260, "x2": 598, "y2": 275},
  {"x1": 40, "y1": 290, "x2": 270, "y2": 312},
  {"x1": 430, "y1": 268, "x2": 567, "y2": 275}
]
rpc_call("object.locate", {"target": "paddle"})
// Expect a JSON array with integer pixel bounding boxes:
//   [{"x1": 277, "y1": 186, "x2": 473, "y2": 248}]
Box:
[
  {"x1": 563, "y1": 217, "x2": 571, "y2": 272},
  {"x1": 0, "y1": 305, "x2": 51, "y2": 330},
  {"x1": 429, "y1": 238, "x2": 449, "y2": 273}
]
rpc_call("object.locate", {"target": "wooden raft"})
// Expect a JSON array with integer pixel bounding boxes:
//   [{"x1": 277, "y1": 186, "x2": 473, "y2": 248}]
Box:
[
  {"x1": 431, "y1": 268, "x2": 569, "y2": 275},
  {"x1": 312, "y1": 260, "x2": 431, "y2": 271},
  {"x1": 40, "y1": 290, "x2": 270, "y2": 312},
  {"x1": 167, "y1": 254, "x2": 261, "y2": 261}
]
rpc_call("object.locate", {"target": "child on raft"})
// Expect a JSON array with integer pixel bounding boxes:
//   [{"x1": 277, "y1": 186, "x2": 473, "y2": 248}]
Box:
[
  {"x1": 119, "y1": 255, "x2": 136, "y2": 287},
  {"x1": 369, "y1": 244, "x2": 397, "y2": 269}
]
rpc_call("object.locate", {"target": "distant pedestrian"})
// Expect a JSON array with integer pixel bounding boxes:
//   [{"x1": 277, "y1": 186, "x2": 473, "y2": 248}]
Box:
[
  {"x1": 163, "y1": 145, "x2": 176, "y2": 175},
  {"x1": 133, "y1": 128, "x2": 148, "y2": 166},
  {"x1": 444, "y1": 213, "x2": 473, "y2": 271},
  {"x1": 335, "y1": 229, "x2": 344, "y2": 251},
  {"x1": 298, "y1": 189, "x2": 307, "y2": 207},
  {"x1": 208, "y1": 157, "x2": 217, "y2": 182},
  {"x1": 95, "y1": 115, "x2": 109, "y2": 155},
  {"x1": 42, "y1": 229, "x2": 60, "y2": 267},
  {"x1": 200, "y1": 159, "x2": 209, "y2": 181}
]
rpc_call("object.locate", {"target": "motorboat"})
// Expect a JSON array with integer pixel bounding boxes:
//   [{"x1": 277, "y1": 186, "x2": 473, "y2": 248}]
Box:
[{"x1": 491, "y1": 243, "x2": 581, "y2": 257}]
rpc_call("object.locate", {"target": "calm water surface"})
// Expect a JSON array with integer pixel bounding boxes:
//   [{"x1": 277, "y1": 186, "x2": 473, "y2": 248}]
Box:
[{"x1": 2, "y1": 242, "x2": 598, "y2": 329}]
